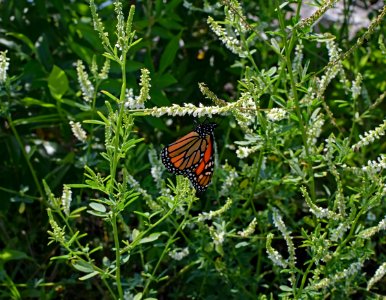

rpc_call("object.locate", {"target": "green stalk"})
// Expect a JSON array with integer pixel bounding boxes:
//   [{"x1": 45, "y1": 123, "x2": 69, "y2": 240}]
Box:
[
  {"x1": 111, "y1": 212, "x2": 123, "y2": 299},
  {"x1": 245, "y1": 149, "x2": 264, "y2": 212},
  {"x1": 109, "y1": 52, "x2": 128, "y2": 300},
  {"x1": 297, "y1": 259, "x2": 314, "y2": 297},
  {"x1": 109, "y1": 55, "x2": 127, "y2": 194},
  {"x1": 100, "y1": 47, "x2": 129, "y2": 299},
  {"x1": 7, "y1": 114, "x2": 44, "y2": 201},
  {"x1": 276, "y1": 0, "x2": 316, "y2": 202},
  {"x1": 142, "y1": 203, "x2": 192, "y2": 296}
]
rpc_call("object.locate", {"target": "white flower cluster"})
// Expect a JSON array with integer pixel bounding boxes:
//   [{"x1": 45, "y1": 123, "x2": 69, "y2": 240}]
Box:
[
  {"x1": 367, "y1": 262, "x2": 386, "y2": 291},
  {"x1": 136, "y1": 68, "x2": 151, "y2": 108},
  {"x1": 209, "y1": 222, "x2": 226, "y2": 246},
  {"x1": 307, "y1": 109, "x2": 325, "y2": 145},
  {"x1": 148, "y1": 147, "x2": 164, "y2": 189},
  {"x1": 301, "y1": 186, "x2": 341, "y2": 220},
  {"x1": 266, "y1": 108, "x2": 287, "y2": 122},
  {"x1": 233, "y1": 92, "x2": 257, "y2": 132},
  {"x1": 0, "y1": 50, "x2": 10, "y2": 84},
  {"x1": 361, "y1": 154, "x2": 386, "y2": 174},
  {"x1": 169, "y1": 247, "x2": 189, "y2": 261},
  {"x1": 76, "y1": 60, "x2": 95, "y2": 102},
  {"x1": 149, "y1": 103, "x2": 224, "y2": 118},
  {"x1": 352, "y1": 119, "x2": 386, "y2": 150},
  {"x1": 114, "y1": 1, "x2": 126, "y2": 51},
  {"x1": 48, "y1": 216, "x2": 66, "y2": 244},
  {"x1": 91, "y1": 57, "x2": 110, "y2": 81},
  {"x1": 359, "y1": 215, "x2": 386, "y2": 238},
  {"x1": 330, "y1": 222, "x2": 350, "y2": 242},
  {"x1": 69, "y1": 121, "x2": 87, "y2": 142},
  {"x1": 238, "y1": 217, "x2": 257, "y2": 237},
  {"x1": 197, "y1": 198, "x2": 232, "y2": 221},
  {"x1": 219, "y1": 165, "x2": 238, "y2": 197},
  {"x1": 351, "y1": 73, "x2": 362, "y2": 100},
  {"x1": 224, "y1": 0, "x2": 248, "y2": 33},
  {"x1": 207, "y1": 16, "x2": 244, "y2": 56},
  {"x1": 309, "y1": 261, "x2": 363, "y2": 291},
  {"x1": 292, "y1": 42, "x2": 304, "y2": 73},
  {"x1": 124, "y1": 88, "x2": 136, "y2": 109},
  {"x1": 90, "y1": 0, "x2": 111, "y2": 51},
  {"x1": 236, "y1": 145, "x2": 259, "y2": 159},
  {"x1": 148, "y1": 91, "x2": 257, "y2": 125},
  {"x1": 316, "y1": 39, "x2": 343, "y2": 99},
  {"x1": 61, "y1": 185, "x2": 72, "y2": 216},
  {"x1": 99, "y1": 59, "x2": 110, "y2": 80},
  {"x1": 272, "y1": 207, "x2": 296, "y2": 284},
  {"x1": 266, "y1": 232, "x2": 288, "y2": 268}
]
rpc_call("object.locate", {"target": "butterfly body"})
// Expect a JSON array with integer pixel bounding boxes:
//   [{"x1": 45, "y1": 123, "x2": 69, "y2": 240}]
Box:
[{"x1": 161, "y1": 123, "x2": 216, "y2": 192}]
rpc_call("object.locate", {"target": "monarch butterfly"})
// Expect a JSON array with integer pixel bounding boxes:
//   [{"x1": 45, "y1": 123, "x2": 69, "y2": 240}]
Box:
[{"x1": 161, "y1": 123, "x2": 216, "y2": 192}]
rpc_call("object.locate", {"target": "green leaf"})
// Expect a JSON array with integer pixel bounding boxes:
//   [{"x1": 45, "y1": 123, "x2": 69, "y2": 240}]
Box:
[
  {"x1": 140, "y1": 232, "x2": 161, "y2": 244},
  {"x1": 87, "y1": 210, "x2": 108, "y2": 217},
  {"x1": 154, "y1": 73, "x2": 177, "y2": 89},
  {"x1": 61, "y1": 98, "x2": 90, "y2": 110},
  {"x1": 279, "y1": 285, "x2": 293, "y2": 292},
  {"x1": 89, "y1": 202, "x2": 106, "y2": 212},
  {"x1": 133, "y1": 293, "x2": 143, "y2": 300},
  {"x1": 101, "y1": 90, "x2": 119, "y2": 103},
  {"x1": 70, "y1": 206, "x2": 87, "y2": 216},
  {"x1": 48, "y1": 65, "x2": 69, "y2": 100},
  {"x1": 83, "y1": 120, "x2": 106, "y2": 126},
  {"x1": 21, "y1": 97, "x2": 55, "y2": 108},
  {"x1": 133, "y1": 211, "x2": 150, "y2": 219},
  {"x1": 13, "y1": 114, "x2": 61, "y2": 126},
  {"x1": 67, "y1": 184, "x2": 93, "y2": 188},
  {"x1": 159, "y1": 34, "x2": 180, "y2": 74},
  {"x1": 0, "y1": 249, "x2": 31, "y2": 265},
  {"x1": 270, "y1": 38, "x2": 281, "y2": 55},
  {"x1": 72, "y1": 261, "x2": 95, "y2": 273},
  {"x1": 132, "y1": 229, "x2": 140, "y2": 241},
  {"x1": 7, "y1": 32, "x2": 36, "y2": 54},
  {"x1": 235, "y1": 242, "x2": 249, "y2": 248},
  {"x1": 79, "y1": 271, "x2": 99, "y2": 281}
]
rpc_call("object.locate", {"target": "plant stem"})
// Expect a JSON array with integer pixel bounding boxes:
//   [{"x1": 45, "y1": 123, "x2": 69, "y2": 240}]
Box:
[
  {"x1": 111, "y1": 212, "x2": 123, "y2": 299},
  {"x1": 245, "y1": 149, "x2": 264, "y2": 212},
  {"x1": 277, "y1": 0, "x2": 316, "y2": 202},
  {"x1": 297, "y1": 260, "x2": 314, "y2": 297},
  {"x1": 109, "y1": 54, "x2": 127, "y2": 194},
  {"x1": 142, "y1": 203, "x2": 192, "y2": 296},
  {"x1": 7, "y1": 114, "x2": 45, "y2": 201},
  {"x1": 109, "y1": 51, "x2": 128, "y2": 300}
]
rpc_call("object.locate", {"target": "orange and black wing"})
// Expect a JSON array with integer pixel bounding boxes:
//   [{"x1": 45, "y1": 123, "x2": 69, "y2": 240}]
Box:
[
  {"x1": 186, "y1": 134, "x2": 215, "y2": 192},
  {"x1": 161, "y1": 131, "x2": 209, "y2": 176},
  {"x1": 161, "y1": 123, "x2": 216, "y2": 192}
]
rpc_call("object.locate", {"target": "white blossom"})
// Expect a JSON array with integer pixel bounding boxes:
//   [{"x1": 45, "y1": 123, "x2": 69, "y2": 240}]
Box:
[
  {"x1": 169, "y1": 247, "x2": 189, "y2": 261},
  {"x1": 76, "y1": 60, "x2": 95, "y2": 102},
  {"x1": 198, "y1": 198, "x2": 232, "y2": 221},
  {"x1": 352, "y1": 120, "x2": 386, "y2": 150},
  {"x1": 61, "y1": 185, "x2": 72, "y2": 216},
  {"x1": 367, "y1": 262, "x2": 386, "y2": 290},
  {"x1": 0, "y1": 50, "x2": 10, "y2": 83},
  {"x1": 207, "y1": 16, "x2": 244, "y2": 56},
  {"x1": 238, "y1": 218, "x2": 257, "y2": 237},
  {"x1": 69, "y1": 121, "x2": 87, "y2": 142},
  {"x1": 266, "y1": 108, "x2": 287, "y2": 122}
]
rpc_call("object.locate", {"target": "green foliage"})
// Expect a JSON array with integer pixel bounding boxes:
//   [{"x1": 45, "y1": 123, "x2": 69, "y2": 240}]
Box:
[{"x1": 1, "y1": 0, "x2": 386, "y2": 299}]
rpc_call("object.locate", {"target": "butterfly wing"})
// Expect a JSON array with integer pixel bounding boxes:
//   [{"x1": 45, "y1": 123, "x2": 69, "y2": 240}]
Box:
[
  {"x1": 161, "y1": 131, "x2": 207, "y2": 175},
  {"x1": 187, "y1": 134, "x2": 215, "y2": 192},
  {"x1": 161, "y1": 123, "x2": 216, "y2": 192}
]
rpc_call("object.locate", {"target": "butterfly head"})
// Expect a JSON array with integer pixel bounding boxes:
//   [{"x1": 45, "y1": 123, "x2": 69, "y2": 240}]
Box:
[{"x1": 195, "y1": 123, "x2": 217, "y2": 137}]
